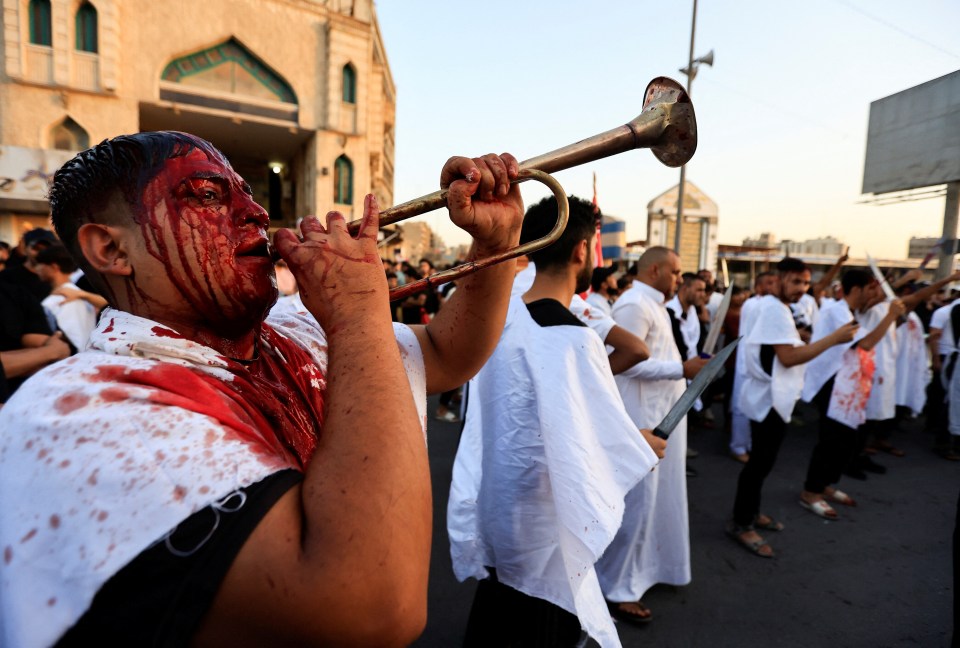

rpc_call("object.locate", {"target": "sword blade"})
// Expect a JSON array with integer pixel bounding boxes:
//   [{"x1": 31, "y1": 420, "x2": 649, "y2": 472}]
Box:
[
  {"x1": 866, "y1": 252, "x2": 896, "y2": 301},
  {"x1": 701, "y1": 284, "x2": 733, "y2": 356},
  {"x1": 653, "y1": 338, "x2": 739, "y2": 439}
]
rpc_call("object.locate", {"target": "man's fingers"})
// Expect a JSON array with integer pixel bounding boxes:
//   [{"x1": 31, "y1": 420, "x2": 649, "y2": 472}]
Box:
[
  {"x1": 358, "y1": 194, "x2": 380, "y2": 240},
  {"x1": 473, "y1": 157, "x2": 498, "y2": 202},
  {"x1": 273, "y1": 228, "x2": 299, "y2": 258},
  {"x1": 440, "y1": 156, "x2": 480, "y2": 189},
  {"x1": 480, "y1": 154, "x2": 510, "y2": 198},
  {"x1": 300, "y1": 215, "x2": 327, "y2": 238},
  {"x1": 499, "y1": 152, "x2": 519, "y2": 179},
  {"x1": 325, "y1": 211, "x2": 348, "y2": 235}
]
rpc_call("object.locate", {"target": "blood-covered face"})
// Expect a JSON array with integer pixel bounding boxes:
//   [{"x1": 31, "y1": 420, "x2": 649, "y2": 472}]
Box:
[{"x1": 128, "y1": 148, "x2": 277, "y2": 332}]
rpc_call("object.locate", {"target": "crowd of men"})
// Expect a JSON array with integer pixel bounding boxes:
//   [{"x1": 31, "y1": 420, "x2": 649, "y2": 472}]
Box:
[{"x1": 0, "y1": 131, "x2": 956, "y2": 646}]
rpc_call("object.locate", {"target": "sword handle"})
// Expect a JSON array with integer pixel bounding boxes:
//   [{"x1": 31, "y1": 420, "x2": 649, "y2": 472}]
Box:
[{"x1": 653, "y1": 427, "x2": 669, "y2": 440}]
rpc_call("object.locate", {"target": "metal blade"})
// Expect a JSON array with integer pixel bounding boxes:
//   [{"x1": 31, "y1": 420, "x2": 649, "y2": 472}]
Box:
[
  {"x1": 866, "y1": 253, "x2": 896, "y2": 301},
  {"x1": 701, "y1": 284, "x2": 733, "y2": 356},
  {"x1": 653, "y1": 338, "x2": 739, "y2": 439}
]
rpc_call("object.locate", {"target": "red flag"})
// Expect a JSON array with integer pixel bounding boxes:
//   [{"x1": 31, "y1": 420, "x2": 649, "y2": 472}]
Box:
[{"x1": 592, "y1": 172, "x2": 603, "y2": 268}]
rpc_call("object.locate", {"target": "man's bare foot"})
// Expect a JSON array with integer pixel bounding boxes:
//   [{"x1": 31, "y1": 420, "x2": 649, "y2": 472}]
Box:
[
  {"x1": 823, "y1": 486, "x2": 856, "y2": 506},
  {"x1": 799, "y1": 490, "x2": 838, "y2": 519},
  {"x1": 607, "y1": 600, "x2": 653, "y2": 625}
]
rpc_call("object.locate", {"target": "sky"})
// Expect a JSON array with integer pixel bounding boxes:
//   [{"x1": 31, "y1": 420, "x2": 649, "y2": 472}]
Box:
[{"x1": 375, "y1": 0, "x2": 960, "y2": 260}]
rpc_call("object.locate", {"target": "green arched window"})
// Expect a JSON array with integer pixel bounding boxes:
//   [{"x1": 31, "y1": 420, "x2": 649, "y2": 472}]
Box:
[
  {"x1": 28, "y1": 0, "x2": 52, "y2": 46},
  {"x1": 334, "y1": 155, "x2": 353, "y2": 204},
  {"x1": 75, "y1": 2, "x2": 98, "y2": 53},
  {"x1": 342, "y1": 64, "x2": 356, "y2": 104}
]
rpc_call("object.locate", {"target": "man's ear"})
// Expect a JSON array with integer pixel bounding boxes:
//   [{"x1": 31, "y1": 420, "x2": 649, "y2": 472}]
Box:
[
  {"x1": 572, "y1": 238, "x2": 588, "y2": 266},
  {"x1": 76, "y1": 223, "x2": 131, "y2": 276}
]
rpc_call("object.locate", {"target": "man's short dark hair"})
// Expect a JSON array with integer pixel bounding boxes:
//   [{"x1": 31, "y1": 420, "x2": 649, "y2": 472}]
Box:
[
  {"x1": 777, "y1": 257, "x2": 808, "y2": 275},
  {"x1": 35, "y1": 243, "x2": 78, "y2": 274},
  {"x1": 48, "y1": 131, "x2": 227, "y2": 273},
  {"x1": 841, "y1": 268, "x2": 873, "y2": 294},
  {"x1": 590, "y1": 266, "x2": 616, "y2": 292},
  {"x1": 521, "y1": 195, "x2": 600, "y2": 271},
  {"x1": 681, "y1": 272, "x2": 704, "y2": 287}
]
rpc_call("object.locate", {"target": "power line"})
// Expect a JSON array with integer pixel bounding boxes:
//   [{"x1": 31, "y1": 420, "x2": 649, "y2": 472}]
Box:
[{"x1": 833, "y1": 0, "x2": 960, "y2": 61}]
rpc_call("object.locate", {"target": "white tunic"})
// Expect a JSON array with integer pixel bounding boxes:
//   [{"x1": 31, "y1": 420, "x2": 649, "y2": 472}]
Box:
[
  {"x1": 570, "y1": 293, "x2": 615, "y2": 341},
  {"x1": 738, "y1": 295, "x2": 805, "y2": 423},
  {"x1": 802, "y1": 299, "x2": 858, "y2": 403},
  {"x1": 40, "y1": 281, "x2": 98, "y2": 351},
  {"x1": 895, "y1": 312, "x2": 928, "y2": 416},
  {"x1": 596, "y1": 281, "x2": 690, "y2": 601},
  {"x1": 729, "y1": 296, "x2": 763, "y2": 452},
  {"x1": 586, "y1": 291, "x2": 613, "y2": 317},
  {"x1": 930, "y1": 303, "x2": 957, "y2": 356},
  {"x1": 448, "y1": 297, "x2": 658, "y2": 648},
  {"x1": 0, "y1": 307, "x2": 427, "y2": 648},
  {"x1": 665, "y1": 296, "x2": 700, "y2": 360},
  {"x1": 860, "y1": 302, "x2": 898, "y2": 421}
]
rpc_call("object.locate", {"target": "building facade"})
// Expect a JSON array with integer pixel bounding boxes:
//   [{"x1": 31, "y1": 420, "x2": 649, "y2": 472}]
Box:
[
  {"x1": 646, "y1": 181, "x2": 718, "y2": 273},
  {"x1": 0, "y1": 0, "x2": 395, "y2": 243}
]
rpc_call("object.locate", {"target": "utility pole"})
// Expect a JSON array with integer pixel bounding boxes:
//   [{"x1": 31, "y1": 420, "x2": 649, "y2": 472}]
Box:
[{"x1": 673, "y1": 0, "x2": 699, "y2": 255}]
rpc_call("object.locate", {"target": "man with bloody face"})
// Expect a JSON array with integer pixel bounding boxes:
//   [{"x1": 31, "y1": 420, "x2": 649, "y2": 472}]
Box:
[{"x1": 0, "y1": 131, "x2": 525, "y2": 646}]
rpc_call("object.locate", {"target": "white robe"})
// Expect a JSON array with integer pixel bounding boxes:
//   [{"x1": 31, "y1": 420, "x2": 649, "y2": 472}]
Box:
[
  {"x1": 729, "y1": 296, "x2": 762, "y2": 454},
  {"x1": 738, "y1": 295, "x2": 805, "y2": 423},
  {"x1": 40, "y1": 281, "x2": 98, "y2": 351},
  {"x1": 860, "y1": 302, "x2": 897, "y2": 421},
  {"x1": 0, "y1": 308, "x2": 426, "y2": 648},
  {"x1": 596, "y1": 281, "x2": 690, "y2": 601},
  {"x1": 895, "y1": 312, "x2": 928, "y2": 416},
  {"x1": 448, "y1": 296, "x2": 658, "y2": 648},
  {"x1": 665, "y1": 296, "x2": 700, "y2": 360}
]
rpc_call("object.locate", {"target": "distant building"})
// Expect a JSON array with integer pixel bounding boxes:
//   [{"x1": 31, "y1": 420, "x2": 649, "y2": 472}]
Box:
[
  {"x1": 0, "y1": 0, "x2": 396, "y2": 244},
  {"x1": 389, "y1": 221, "x2": 445, "y2": 265},
  {"x1": 646, "y1": 181, "x2": 718, "y2": 273},
  {"x1": 600, "y1": 214, "x2": 626, "y2": 261},
  {"x1": 778, "y1": 236, "x2": 845, "y2": 257},
  {"x1": 742, "y1": 232, "x2": 777, "y2": 249},
  {"x1": 908, "y1": 236, "x2": 940, "y2": 259}
]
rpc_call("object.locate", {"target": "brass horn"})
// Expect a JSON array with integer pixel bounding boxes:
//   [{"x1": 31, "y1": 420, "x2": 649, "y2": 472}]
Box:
[{"x1": 349, "y1": 77, "x2": 697, "y2": 301}]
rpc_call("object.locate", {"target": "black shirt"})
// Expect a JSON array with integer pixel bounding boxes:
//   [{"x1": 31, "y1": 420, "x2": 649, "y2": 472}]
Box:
[
  {"x1": 525, "y1": 298, "x2": 587, "y2": 328},
  {"x1": 57, "y1": 470, "x2": 302, "y2": 646},
  {"x1": 0, "y1": 282, "x2": 53, "y2": 400}
]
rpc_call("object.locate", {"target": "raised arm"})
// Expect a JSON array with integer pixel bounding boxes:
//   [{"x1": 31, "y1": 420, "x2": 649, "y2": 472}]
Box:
[
  {"x1": 774, "y1": 321, "x2": 859, "y2": 367},
  {"x1": 812, "y1": 251, "x2": 848, "y2": 301},
  {"x1": 198, "y1": 196, "x2": 431, "y2": 646},
  {"x1": 902, "y1": 271, "x2": 960, "y2": 311},
  {"x1": 855, "y1": 299, "x2": 906, "y2": 351},
  {"x1": 413, "y1": 154, "x2": 524, "y2": 394}
]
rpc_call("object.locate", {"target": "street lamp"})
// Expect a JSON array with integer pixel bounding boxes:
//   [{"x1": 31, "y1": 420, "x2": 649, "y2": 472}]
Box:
[{"x1": 672, "y1": 0, "x2": 713, "y2": 257}]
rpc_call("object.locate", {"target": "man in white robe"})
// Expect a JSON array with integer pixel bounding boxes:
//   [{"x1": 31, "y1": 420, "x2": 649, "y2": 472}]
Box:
[
  {"x1": 798, "y1": 270, "x2": 903, "y2": 521},
  {"x1": 895, "y1": 310, "x2": 927, "y2": 418},
  {"x1": 0, "y1": 133, "x2": 525, "y2": 646},
  {"x1": 596, "y1": 246, "x2": 709, "y2": 624},
  {"x1": 731, "y1": 259, "x2": 860, "y2": 557},
  {"x1": 729, "y1": 271, "x2": 778, "y2": 462},
  {"x1": 449, "y1": 195, "x2": 663, "y2": 647}
]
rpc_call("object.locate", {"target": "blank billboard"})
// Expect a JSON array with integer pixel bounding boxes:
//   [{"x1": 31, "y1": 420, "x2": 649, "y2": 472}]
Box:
[{"x1": 862, "y1": 69, "x2": 960, "y2": 195}]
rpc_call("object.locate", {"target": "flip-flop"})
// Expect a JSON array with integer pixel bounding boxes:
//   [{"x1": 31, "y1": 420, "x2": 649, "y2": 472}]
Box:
[
  {"x1": 725, "y1": 523, "x2": 774, "y2": 558},
  {"x1": 607, "y1": 600, "x2": 653, "y2": 625},
  {"x1": 872, "y1": 442, "x2": 905, "y2": 457},
  {"x1": 824, "y1": 489, "x2": 857, "y2": 507},
  {"x1": 799, "y1": 498, "x2": 838, "y2": 520},
  {"x1": 754, "y1": 515, "x2": 785, "y2": 531}
]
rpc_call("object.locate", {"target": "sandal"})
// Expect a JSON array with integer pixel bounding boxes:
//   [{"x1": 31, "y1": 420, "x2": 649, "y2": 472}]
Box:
[
  {"x1": 799, "y1": 498, "x2": 838, "y2": 520},
  {"x1": 824, "y1": 489, "x2": 857, "y2": 507},
  {"x1": 753, "y1": 514, "x2": 784, "y2": 531},
  {"x1": 725, "y1": 521, "x2": 774, "y2": 558},
  {"x1": 607, "y1": 599, "x2": 653, "y2": 625},
  {"x1": 871, "y1": 441, "x2": 905, "y2": 457}
]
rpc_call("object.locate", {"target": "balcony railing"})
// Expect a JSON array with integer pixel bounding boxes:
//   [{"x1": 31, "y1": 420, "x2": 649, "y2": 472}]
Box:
[
  {"x1": 71, "y1": 52, "x2": 100, "y2": 91},
  {"x1": 24, "y1": 45, "x2": 54, "y2": 85}
]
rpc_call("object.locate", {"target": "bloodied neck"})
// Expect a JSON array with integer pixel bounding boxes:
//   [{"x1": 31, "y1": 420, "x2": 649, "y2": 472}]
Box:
[{"x1": 0, "y1": 131, "x2": 524, "y2": 646}]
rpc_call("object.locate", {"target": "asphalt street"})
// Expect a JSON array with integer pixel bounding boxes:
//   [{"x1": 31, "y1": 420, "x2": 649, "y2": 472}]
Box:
[{"x1": 414, "y1": 397, "x2": 958, "y2": 648}]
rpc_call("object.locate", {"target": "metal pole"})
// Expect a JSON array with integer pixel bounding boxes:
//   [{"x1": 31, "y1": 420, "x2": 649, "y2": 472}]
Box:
[
  {"x1": 673, "y1": 0, "x2": 698, "y2": 256},
  {"x1": 936, "y1": 181, "x2": 960, "y2": 280}
]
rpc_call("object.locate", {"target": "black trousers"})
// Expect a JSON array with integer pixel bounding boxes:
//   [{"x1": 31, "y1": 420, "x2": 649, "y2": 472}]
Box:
[
  {"x1": 804, "y1": 378, "x2": 859, "y2": 493},
  {"x1": 463, "y1": 570, "x2": 581, "y2": 648},
  {"x1": 732, "y1": 409, "x2": 787, "y2": 527}
]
